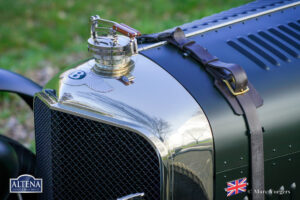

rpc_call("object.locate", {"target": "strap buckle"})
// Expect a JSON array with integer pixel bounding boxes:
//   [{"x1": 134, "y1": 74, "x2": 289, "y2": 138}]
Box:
[{"x1": 223, "y1": 79, "x2": 249, "y2": 96}]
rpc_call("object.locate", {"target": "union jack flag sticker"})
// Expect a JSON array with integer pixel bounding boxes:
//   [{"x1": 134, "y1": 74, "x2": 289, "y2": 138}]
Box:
[{"x1": 225, "y1": 177, "x2": 247, "y2": 197}]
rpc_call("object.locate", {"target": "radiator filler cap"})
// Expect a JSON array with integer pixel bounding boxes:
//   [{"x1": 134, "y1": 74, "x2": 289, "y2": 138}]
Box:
[{"x1": 88, "y1": 15, "x2": 140, "y2": 77}]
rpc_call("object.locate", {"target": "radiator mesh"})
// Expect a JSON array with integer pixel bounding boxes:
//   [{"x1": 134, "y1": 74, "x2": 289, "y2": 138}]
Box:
[{"x1": 34, "y1": 97, "x2": 160, "y2": 200}]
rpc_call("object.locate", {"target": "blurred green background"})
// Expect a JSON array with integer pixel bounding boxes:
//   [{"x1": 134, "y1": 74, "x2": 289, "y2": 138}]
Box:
[{"x1": 0, "y1": 0, "x2": 251, "y2": 151}]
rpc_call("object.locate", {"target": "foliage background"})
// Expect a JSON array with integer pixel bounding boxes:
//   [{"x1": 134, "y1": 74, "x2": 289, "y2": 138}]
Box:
[{"x1": 0, "y1": 0, "x2": 251, "y2": 151}]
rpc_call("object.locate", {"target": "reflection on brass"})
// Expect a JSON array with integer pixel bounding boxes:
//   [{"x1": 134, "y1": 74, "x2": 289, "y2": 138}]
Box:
[
  {"x1": 42, "y1": 54, "x2": 214, "y2": 200},
  {"x1": 172, "y1": 162, "x2": 209, "y2": 200},
  {"x1": 92, "y1": 59, "x2": 135, "y2": 78}
]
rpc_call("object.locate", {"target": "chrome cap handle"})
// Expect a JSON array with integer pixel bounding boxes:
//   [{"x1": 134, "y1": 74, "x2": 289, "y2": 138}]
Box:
[{"x1": 90, "y1": 15, "x2": 141, "y2": 40}]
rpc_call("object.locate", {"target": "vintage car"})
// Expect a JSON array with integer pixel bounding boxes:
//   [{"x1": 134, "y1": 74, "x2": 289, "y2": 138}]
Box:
[{"x1": 0, "y1": 0, "x2": 299, "y2": 199}]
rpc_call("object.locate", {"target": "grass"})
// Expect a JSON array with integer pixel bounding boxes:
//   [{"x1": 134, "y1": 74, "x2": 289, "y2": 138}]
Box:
[
  {"x1": 0, "y1": 0, "x2": 252, "y2": 151},
  {"x1": 0, "y1": 0, "x2": 251, "y2": 73}
]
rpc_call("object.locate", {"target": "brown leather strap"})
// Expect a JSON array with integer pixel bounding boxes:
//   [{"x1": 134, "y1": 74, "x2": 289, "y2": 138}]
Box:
[
  {"x1": 144, "y1": 28, "x2": 265, "y2": 200},
  {"x1": 237, "y1": 94, "x2": 265, "y2": 200},
  {"x1": 164, "y1": 28, "x2": 249, "y2": 94}
]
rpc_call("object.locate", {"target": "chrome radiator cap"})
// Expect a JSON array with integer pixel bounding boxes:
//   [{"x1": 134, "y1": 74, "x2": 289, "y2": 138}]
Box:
[{"x1": 88, "y1": 15, "x2": 140, "y2": 77}]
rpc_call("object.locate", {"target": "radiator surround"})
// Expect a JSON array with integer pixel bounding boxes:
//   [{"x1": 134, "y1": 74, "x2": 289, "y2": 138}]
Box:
[{"x1": 37, "y1": 54, "x2": 214, "y2": 200}]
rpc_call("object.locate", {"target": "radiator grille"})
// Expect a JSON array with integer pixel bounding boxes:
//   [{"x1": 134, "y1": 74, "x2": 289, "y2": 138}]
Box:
[{"x1": 34, "y1": 97, "x2": 161, "y2": 200}]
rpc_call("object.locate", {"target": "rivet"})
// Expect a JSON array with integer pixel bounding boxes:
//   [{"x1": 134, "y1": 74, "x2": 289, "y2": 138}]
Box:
[
  {"x1": 224, "y1": 175, "x2": 227, "y2": 178},
  {"x1": 183, "y1": 52, "x2": 189, "y2": 57},
  {"x1": 240, "y1": 157, "x2": 244, "y2": 160},
  {"x1": 224, "y1": 161, "x2": 227, "y2": 165},
  {"x1": 288, "y1": 158, "x2": 292, "y2": 162},
  {"x1": 272, "y1": 148, "x2": 276, "y2": 152},
  {"x1": 240, "y1": 170, "x2": 243, "y2": 174},
  {"x1": 291, "y1": 182, "x2": 296, "y2": 190},
  {"x1": 243, "y1": 196, "x2": 249, "y2": 200},
  {"x1": 272, "y1": 162, "x2": 276, "y2": 166},
  {"x1": 289, "y1": 144, "x2": 292, "y2": 148},
  {"x1": 267, "y1": 189, "x2": 273, "y2": 196},
  {"x1": 279, "y1": 186, "x2": 285, "y2": 191}
]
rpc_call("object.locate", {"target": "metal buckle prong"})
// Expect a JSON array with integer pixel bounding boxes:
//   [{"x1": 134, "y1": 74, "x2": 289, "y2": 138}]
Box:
[{"x1": 223, "y1": 79, "x2": 249, "y2": 96}]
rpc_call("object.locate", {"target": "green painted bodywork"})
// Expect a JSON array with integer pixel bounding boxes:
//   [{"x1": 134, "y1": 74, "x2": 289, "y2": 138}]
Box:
[{"x1": 140, "y1": 4, "x2": 300, "y2": 199}]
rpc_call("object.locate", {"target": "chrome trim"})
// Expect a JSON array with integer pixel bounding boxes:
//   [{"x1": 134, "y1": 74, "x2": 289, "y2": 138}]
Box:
[
  {"x1": 41, "y1": 54, "x2": 214, "y2": 199},
  {"x1": 139, "y1": 1, "x2": 300, "y2": 51}
]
